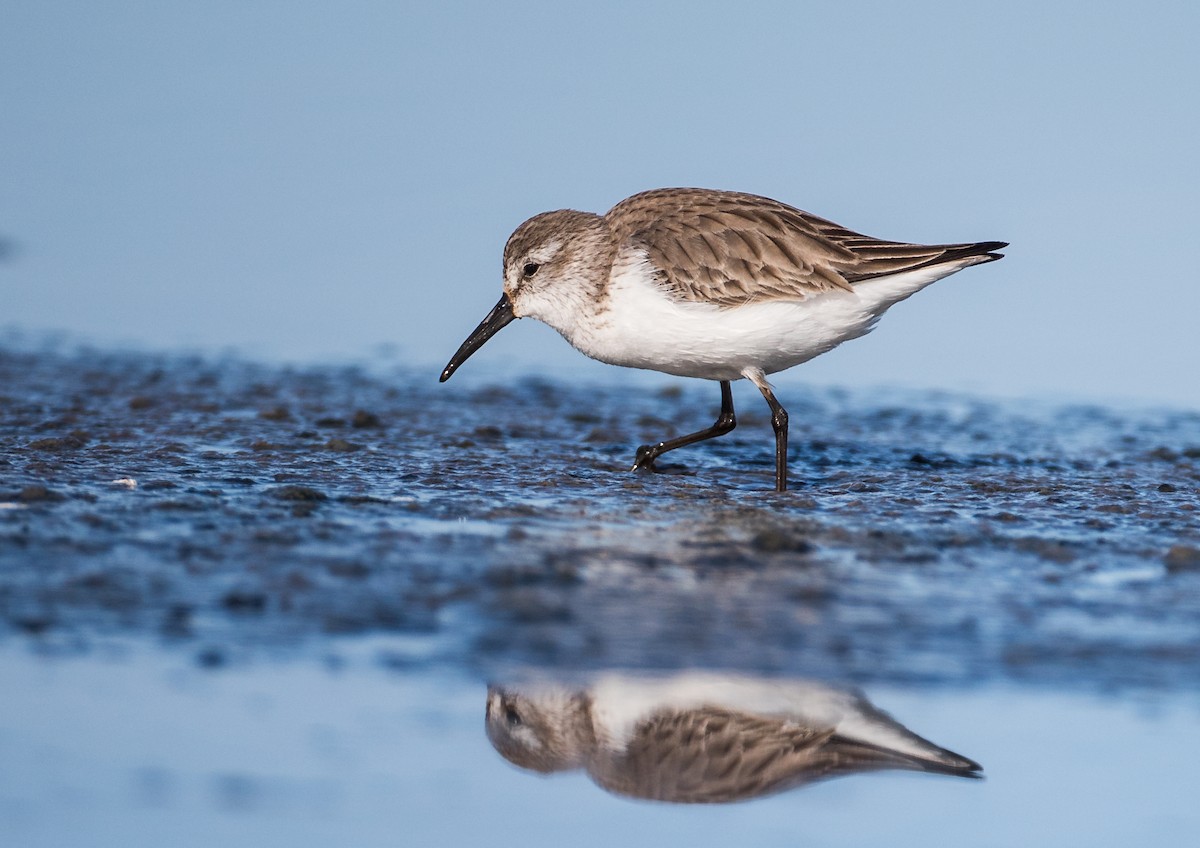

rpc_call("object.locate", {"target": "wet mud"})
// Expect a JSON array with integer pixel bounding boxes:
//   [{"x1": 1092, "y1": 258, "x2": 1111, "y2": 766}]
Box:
[{"x1": 2, "y1": 345, "x2": 1199, "y2": 690}]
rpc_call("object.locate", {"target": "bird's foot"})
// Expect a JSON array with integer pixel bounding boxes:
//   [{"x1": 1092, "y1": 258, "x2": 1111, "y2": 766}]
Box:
[{"x1": 631, "y1": 444, "x2": 661, "y2": 472}]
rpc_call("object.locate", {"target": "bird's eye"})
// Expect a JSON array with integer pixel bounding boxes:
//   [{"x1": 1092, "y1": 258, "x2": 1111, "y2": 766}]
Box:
[
  {"x1": 505, "y1": 706, "x2": 522, "y2": 727},
  {"x1": 522, "y1": 262, "x2": 540, "y2": 278}
]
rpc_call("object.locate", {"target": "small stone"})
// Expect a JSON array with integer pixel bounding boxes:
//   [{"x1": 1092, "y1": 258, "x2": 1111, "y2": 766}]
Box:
[
  {"x1": 14, "y1": 615, "x2": 53, "y2": 634},
  {"x1": 27, "y1": 431, "x2": 89, "y2": 451},
  {"x1": 258, "y1": 406, "x2": 291, "y2": 421},
  {"x1": 271, "y1": 485, "x2": 327, "y2": 501},
  {"x1": 17, "y1": 485, "x2": 65, "y2": 503},
  {"x1": 751, "y1": 527, "x2": 814, "y2": 554},
  {"x1": 1164, "y1": 545, "x2": 1200, "y2": 574},
  {"x1": 222, "y1": 591, "x2": 268, "y2": 613}
]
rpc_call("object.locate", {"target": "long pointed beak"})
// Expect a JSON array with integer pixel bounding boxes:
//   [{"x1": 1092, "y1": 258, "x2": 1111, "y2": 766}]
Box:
[{"x1": 439, "y1": 293, "x2": 516, "y2": 382}]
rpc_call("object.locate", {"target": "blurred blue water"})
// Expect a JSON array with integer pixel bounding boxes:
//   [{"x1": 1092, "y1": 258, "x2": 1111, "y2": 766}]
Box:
[
  {"x1": 3, "y1": 340, "x2": 1199, "y2": 845},
  {"x1": 1, "y1": 641, "x2": 1197, "y2": 848},
  {"x1": 2, "y1": 2, "x2": 1200, "y2": 405}
]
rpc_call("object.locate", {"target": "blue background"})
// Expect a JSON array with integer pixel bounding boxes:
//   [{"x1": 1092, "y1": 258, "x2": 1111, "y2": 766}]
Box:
[{"x1": 3, "y1": 1, "x2": 1197, "y2": 404}]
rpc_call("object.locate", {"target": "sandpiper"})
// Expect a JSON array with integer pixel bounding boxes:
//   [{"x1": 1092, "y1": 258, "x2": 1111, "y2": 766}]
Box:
[
  {"x1": 486, "y1": 672, "x2": 982, "y2": 803},
  {"x1": 440, "y1": 188, "x2": 1005, "y2": 490}
]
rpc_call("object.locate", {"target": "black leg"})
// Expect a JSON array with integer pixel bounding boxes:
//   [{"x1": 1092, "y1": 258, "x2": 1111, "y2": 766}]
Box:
[
  {"x1": 632, "y1": 381, "x2": 736, "y2": 473},
  {"x1": 752, "y1": 382, "x2": 789, "y2": 491}
]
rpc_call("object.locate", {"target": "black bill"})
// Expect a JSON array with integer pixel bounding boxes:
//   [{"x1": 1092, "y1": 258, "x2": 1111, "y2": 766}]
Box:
[{"x1": 439, "y1": 293, "x2": 516, "y2": 382}]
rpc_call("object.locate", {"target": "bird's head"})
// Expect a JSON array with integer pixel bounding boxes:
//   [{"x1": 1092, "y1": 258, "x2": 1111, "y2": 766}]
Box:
[
  {"x1": 440, "y1": 210, "x2": 614, "y2": 382},
  {"x1": 484, "y1": 683, "x2": 592, "y2": 774}
]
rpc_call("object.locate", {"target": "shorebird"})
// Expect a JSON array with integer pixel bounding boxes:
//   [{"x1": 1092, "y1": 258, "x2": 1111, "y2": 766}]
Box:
[
  {"x1": 440, "y1": 188, "x2": 1005, "y2": 490},
  {"x1": 485, "y1": 672, "x2": 982, "y2": 803}
]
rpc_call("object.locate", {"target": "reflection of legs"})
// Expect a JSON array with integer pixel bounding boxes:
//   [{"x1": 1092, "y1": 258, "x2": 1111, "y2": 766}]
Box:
[
  {"x1": 746, "y1": 369, "x2": 789, "y2": 492},
  {"x1": 632, "y1": 381, "x2": 736, "y2": 472}
]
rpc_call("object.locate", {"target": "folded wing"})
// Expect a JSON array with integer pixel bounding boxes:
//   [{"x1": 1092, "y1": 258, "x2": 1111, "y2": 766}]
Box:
[{"x1": 607, "y1": 188, "x2": 1005, "y2": 307}]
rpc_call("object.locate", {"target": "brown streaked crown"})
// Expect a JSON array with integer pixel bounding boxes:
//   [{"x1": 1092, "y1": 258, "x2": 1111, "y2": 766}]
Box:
[{"x1": 501, "y1": 209, "x2": 616, "y2": 299}]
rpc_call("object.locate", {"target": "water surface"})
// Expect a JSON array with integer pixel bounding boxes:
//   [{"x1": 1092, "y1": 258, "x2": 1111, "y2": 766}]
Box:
[{"x1": 1, "y1": 345, "x2": 1199, "y2": 845}]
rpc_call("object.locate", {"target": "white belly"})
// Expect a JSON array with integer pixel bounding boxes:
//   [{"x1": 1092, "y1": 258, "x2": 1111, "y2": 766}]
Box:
[{"x1": 563, "y1": 255, "x2": 973, "y2": 382}]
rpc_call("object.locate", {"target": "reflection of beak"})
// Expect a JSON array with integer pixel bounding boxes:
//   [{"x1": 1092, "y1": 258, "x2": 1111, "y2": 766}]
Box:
[{"x1": 439, "y1": 294, "x2": 516, "y2": 382}]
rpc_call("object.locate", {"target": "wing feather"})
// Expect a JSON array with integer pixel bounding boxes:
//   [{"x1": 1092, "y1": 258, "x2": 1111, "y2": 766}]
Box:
[
  {"x1": 590, "y1": 706, "x2": 835, "y2": 803},
  {"x1": 588, "y1": 703, "x2": 982, "y2": 803},
  {"x1": 606, "y1": 188, "x2": 1005, "y2": 307}
]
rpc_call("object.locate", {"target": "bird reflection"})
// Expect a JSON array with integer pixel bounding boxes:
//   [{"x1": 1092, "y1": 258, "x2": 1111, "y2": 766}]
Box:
[{"x1": 485, "y1": 672, "x2": 981, "y2": 803}]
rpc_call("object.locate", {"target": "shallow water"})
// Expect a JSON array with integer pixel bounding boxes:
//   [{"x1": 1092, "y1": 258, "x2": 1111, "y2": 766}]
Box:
[
  {"x1": 2, "y1": 345, "x2": 1200, "y2": 844},
  {"x1": 3, "y1": 643, "x2": 1199, "y2": 848}
]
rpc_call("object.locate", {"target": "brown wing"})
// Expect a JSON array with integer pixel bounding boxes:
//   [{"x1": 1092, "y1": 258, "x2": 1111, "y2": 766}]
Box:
[
  {"x1": 589, "y1": 705, "x2": 981, "y2": 803},
  {"x1": 589, "y1": 707, "x2": 836, "y2": 803},
  {"x1": 606, "y1": 188, "x2": 1006, "y2": 307}
]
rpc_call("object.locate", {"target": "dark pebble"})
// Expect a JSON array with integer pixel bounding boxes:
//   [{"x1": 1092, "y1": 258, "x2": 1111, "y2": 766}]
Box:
[
  {"x1": 27, "y1": 431, "x2": 89, "y2": 451},
  {"x1": 751, "y1": 528, "x2": 815, "y2": 554},
  {"x1": 14, "y1": 615, "x2": 53, "y2": 634},
  {"x1": 16, "y1": 484, "x2": 65, "y2": 503},
  {"x1": 1165, "y1": 545, "x2": 1200, "y2": 574},
  {"x1": 222, "y1": 591, "x2": 268, "y2": 613},
  {"x1": 258, "y1": 406, "x2": 291, "y2": 421},
  {"x1": 271, "y1": 485, "x2": 327, "y2": 501}
]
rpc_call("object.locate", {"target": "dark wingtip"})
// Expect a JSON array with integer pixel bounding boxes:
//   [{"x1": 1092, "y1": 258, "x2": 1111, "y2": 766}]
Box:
[
  {"x1": 941, "y1": 240, "x2": 1005, "y2": 265},
  {"x1": 977, "y1": 240, "x2": 1007, "y2": 262},
  {"x1": 961, "y1": 240, "x2": 1005, "y2": 259},
  {"x1": 928, "y1": 749, "x2": 984, "y2": 778}
]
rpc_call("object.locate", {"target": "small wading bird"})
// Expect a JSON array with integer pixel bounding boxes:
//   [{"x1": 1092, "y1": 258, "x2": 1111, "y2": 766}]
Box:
[
  {"x1": 485, "y1": 672, "x2": 982, "y2": 803},
  {"x1": 440, "y1": 188, "x2": 1005, "y2": 490}
]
